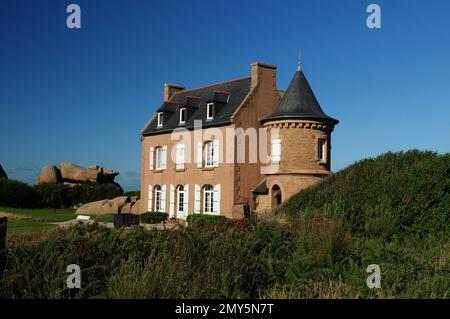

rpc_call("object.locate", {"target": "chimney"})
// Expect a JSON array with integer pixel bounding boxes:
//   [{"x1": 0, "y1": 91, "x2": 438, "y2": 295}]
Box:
[
  {"x1": 251, "y1": 62, "x2": 277, "y2": 88},
  {"x1": 164, "y1": 83, "x2": 185, "y2": 101}
]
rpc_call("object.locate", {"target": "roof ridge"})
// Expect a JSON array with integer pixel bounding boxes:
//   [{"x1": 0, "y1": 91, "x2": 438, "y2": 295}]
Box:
[{"x1": 173, "y1": 76, "x2": 251, "y2": 95}]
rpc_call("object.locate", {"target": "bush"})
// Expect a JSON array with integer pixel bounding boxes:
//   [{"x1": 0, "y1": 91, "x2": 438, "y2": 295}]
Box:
[
  {"x1": 187, "y1": 213, "x2": 228, "y2": 225},
  {"x1": 140, "y1": 212, "x2": 168, "y2": 224},
  {"x1": 276, "y1": 150, "x2": 450, "y2": 238},
  {"x1": 34, "y1": 182, "x2": 123, "y2": 209},
  {"x1": 0, "y1": 179, "x2": 41, "y2": 208},
  {"x1": 124, "y1": 190, "x2": 140, "y2": 198}
]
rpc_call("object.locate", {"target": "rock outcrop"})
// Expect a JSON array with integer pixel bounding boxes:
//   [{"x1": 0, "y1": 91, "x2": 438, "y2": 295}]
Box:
[
  {"x1": 35, "y1": 162, "x2": 119, "y2": 185},
  {"x1": 76, "y1": 196, "x2": 142, "y2": 215},
  {"x1": 35, "y1": 165, "x2": 62, "y2": 184},
  {"x1": 0, "y1": 165, "x2": 7, "y2": 179}
]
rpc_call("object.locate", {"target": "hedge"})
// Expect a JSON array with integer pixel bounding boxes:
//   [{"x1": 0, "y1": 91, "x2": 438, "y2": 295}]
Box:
[
  {"x1": 140, "y1": 212, "x2": 168, "y2": 224},
  {"x1": 0, "y1": 179, "x2": 41, "y2": 208},
  {"x1": 186, "y1": 213, "x2": 228, "y2": 225}
]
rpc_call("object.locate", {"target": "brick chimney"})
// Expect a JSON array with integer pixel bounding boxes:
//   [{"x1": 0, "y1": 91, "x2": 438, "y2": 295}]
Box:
[
  {"x1": 251, "y1": 62, "x2": 277, "y2": 89},
  {"x1": 164, "y1": 83, "x2": 185, "y2": 101}
]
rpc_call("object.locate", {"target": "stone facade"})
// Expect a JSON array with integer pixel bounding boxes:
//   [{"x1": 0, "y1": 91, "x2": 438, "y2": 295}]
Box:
[{"x1": 141, "y1": 62, "x2": 338, "y2": 219}]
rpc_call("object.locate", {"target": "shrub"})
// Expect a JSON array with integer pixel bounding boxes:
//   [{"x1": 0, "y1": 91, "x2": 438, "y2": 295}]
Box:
[
  {"x1": 140, "y1": 212, "x2": 168, "y2": 224},
  {"x1": 0, "y1": 179, "x2": 41, "y2": 208},
  {"x1": 124, "y1": 190, "x2": 140, "y2": 198},
  {"x1": 34, "y1": 182, "x2": 123, "y2": 208},
  {"x1": 276, "y1": 150, "x2": 450, "y2": 238},
  {"x1": 187, "y1": 213, "x2": 228, "y2": 225}
]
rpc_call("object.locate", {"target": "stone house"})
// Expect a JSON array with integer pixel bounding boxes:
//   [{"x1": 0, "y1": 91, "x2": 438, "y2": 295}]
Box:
[{"x1": 141, "y1": 62, "x2": 338, "y2": 219}]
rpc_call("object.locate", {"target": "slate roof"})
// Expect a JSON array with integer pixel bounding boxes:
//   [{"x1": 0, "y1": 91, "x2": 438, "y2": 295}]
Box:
[
  {"x1": 261, "y1": 69, "x2": 338, "y2": 124},
  {"x1": 142, "y1": 77, "x2": 251, "y2": 136},
  {"x1": 252, "y1": 179, "x2": 268, "y2": 195}
]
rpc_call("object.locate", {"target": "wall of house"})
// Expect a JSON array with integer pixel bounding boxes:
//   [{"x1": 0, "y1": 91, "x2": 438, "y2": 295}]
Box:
[
  {"x1": 141, "y1": 124, "x2": 236, "y2": 219},
  {"x1": 231, "y1": 63, "x2": 280, "y2": 216},
  {"x1": 254, "y1": 119, "x2": 335, "y2": 212}
]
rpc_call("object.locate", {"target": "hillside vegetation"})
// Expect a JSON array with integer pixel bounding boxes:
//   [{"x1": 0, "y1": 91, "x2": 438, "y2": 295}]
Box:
[
  {"x1": 1, "y1": 150, "x2": 448, "y2": 298},
  {"x1": 276, "y1": 150, "x2": 450, "y2": 239}
]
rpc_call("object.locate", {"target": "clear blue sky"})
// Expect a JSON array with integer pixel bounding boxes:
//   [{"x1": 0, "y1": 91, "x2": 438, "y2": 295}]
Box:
[{"x1": 1, "y1": 0, "x2": 449, "y2": 190}]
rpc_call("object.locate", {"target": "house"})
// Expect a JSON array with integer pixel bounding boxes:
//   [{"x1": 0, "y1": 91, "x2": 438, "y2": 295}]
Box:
[{"x1": 140, "y1": 62, "x2": 338, "y2": 219}]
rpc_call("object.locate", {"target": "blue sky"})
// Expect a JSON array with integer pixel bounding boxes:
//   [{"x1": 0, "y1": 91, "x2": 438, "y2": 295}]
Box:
[{"x1": 1, "y1": 0, "x2": 449, "y2": 190}]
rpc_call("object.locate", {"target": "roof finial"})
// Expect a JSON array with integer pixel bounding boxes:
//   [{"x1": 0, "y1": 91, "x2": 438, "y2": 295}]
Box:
[{"x1": 297, "y1": 51, "x2": 302, "y2": 71}]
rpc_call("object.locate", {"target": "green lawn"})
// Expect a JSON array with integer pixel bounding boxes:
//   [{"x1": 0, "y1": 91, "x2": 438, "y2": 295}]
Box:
[
  {"x1": 0, "y1": 206, "x2": 115, "y2": 236},
  {"x1": 6, "y1": 220, "x2": 57, "y2": 235},
  {"x1": 0, "y1": 207, "x2": 76, "y2": 222}
]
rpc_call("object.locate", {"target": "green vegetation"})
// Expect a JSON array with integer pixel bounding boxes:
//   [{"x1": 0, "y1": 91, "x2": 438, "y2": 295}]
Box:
[
  {"x1": 140, "y1": 212, "x2": 168, "y2": 224},
  {"x1": 0, "y1": 179, "x2": 41, "y2": 208},
  {"x1": 35, "y1": 182, "x2": 124, "y2": 209},
  {"x1": 0, "y1": 207, "x2": 76, "y2": 222},
  {"x1": 187, "y1": 213, "x2": 227, "y2": 225},
  {"x1": 0, "y1": 150, "x2": 449, "y2": 298},
  {"x1": 275, "y1": 150, "x2": 450, "y2": 238},
  {"x1": 7, "y1": 220, "x2": 57, "y2": 235},
  {"x1": 124, "y1": 190, "x2": 140, "y2": 198}
]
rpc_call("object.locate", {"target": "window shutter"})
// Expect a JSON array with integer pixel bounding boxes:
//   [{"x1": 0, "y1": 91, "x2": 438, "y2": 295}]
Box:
[
  {"x1": 271, "y1": 139, "x2": 281, "y2": 162},
  {"x1": 184, "y1": 184, "x2": 189, "y2": 216},
  {"x1": 194, "y1": 184, "x2": 201, "y2": 213},
  {"x1": 169, "y1": 184, "x2": 175, "y2": 218},
  {"x1": 197, "y1": 142, "x2": 203, "y2": 168},
  {"x1": 147, "y1": 184, "x2": 153, "y2": 211},
  {"x1": 162, "y1": 146, "x2": 167, "y2": 169},
  {"x1": 161, "y1": 184, "x2": 166, "y2": 212},
  {"x1": 213, "y1": 140, "x2": 220, "y2": 167},
  {"x1": 213, "y1": 184, "x2": 221, "y2": 215},
  {"x1": 149, "y1": 147, "x2": 154, "y2": 170}
]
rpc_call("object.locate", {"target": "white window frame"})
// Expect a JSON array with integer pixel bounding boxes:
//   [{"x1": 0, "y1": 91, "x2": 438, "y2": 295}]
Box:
[
  {"x1": 156, "y1": 146, "x2": 163, "y2": 170},
  {"x1": 203, "y1": 185, "x2": 214, "y2": 213},
  {"x1": 177, "y1": 185, "x2": 185, "y2": 214},
  {"x1": 179, "y1": 108, "x2": 186, "y2": 124},
  {"x1": 175, "y1": 144, "x2": 185, "y2": 170},
  {"x1": 205, "y1": 141, "x2": 214, "y2": 168},
  {"x1": 271, "y1": 139, "x2": 281, "y2": 162},
  {"x1": 154, "y1": 185, "x2": 162, "y2": 212},
  {"x1": 318, "y1": 139, "x2": 325, "y2": 161},
  {"x1": 206, "y1": 103, "x2": 214, "y2": 120},
  {"x1": 157, "y1": 112, "x2": 163, "y2": 127}
]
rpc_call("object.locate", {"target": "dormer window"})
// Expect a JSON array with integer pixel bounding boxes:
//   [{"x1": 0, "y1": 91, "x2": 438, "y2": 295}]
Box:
[
  {"x1": 179, "y1": 108, "x2": 186, "y2": 124},
  {"x1": 157, "y1": 112, "x2": 163, "y2": 127},
  {"x1": 206, "y1": 103, "x2": 214, "y2": 120}
]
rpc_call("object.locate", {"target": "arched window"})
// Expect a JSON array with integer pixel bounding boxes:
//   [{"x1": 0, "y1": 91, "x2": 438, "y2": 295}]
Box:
[
  {"x1": 203, "y1": 185, "x2": 214, "y2": 213},
  {"x1": 154, "y1": 185, "x2": 162, "y2": 212},
  {"x1": 177, "y1": 185, "x2": 185, "y2": 214},
  {"x1": 271, "y1": 185, "x2": 282, "y2": 208}
]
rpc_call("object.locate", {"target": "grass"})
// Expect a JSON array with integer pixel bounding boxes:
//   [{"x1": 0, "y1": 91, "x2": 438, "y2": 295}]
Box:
[
  {"x1": 1, "y1": 150, "x2": 449, "y2": 298},
  {"x1": 0, "y1": 207, "x2": 115, "y2": 236},
  {"x1": 6, "y1": 220, "x2": 57, "y2": 235},
  {"x1": 0, "y1": 207, "x2": 76, "y2": 222}
]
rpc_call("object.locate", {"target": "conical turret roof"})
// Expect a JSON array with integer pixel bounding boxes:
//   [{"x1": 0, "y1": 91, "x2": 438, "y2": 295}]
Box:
[{"x1": 261, "y1": 69, "x2": 338, "y2": 124}]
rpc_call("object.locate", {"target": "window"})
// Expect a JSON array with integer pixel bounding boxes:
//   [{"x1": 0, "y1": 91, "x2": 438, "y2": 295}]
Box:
[
  {"x1": 175, "y1": 144, "x2": 185, "y2": 170},
  {"x1": 179, "y1": 108, "x2": 186, "y2": 124},
  {"x1": 154, "y1": 185, "x2": 162, "y2": 212},
  {"x1": 206, "y1": 103, "x2": 214, "y2": 120},
  {"x1": 156, "y1": 146, "x2": 163, "y2": 170},
  {"x1": 271, "y1": 139, "x2": 281, "y2": 162},
  {"x1": 205, "y1": 141, "x2": 214, "y2": 167},
  {"x1": 157, "y1": 112, "x2": 163, "y2": 127},
  {"x1": 177, "y1": 185, "x2": 184, "y2": 213},
  {"x1": 203, "y1": 185, "x2": 214, "y2": 213},
  {"x1": 318, "y1": 139, "x2": 325, "y2": 161}
]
